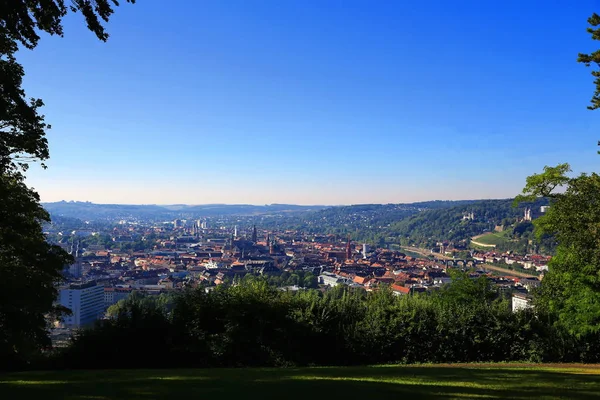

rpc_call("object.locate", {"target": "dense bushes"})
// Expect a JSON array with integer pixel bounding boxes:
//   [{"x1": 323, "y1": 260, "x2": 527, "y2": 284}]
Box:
[{"x1": 47, "y1": 275, "x2": 600, "y2": 369}]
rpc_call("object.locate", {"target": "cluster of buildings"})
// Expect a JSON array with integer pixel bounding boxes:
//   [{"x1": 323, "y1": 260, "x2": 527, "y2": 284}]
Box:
[
  {"x1": 53, "y1": 221, "x2": 544, "y2": 330},
  {"x1": 471, "y1": 251, "x2": 550, "y2": 272}
]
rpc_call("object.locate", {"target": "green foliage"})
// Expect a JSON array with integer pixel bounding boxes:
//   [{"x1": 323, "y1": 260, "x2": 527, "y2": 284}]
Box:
[
  {"x1": 0, "y1": 55, "x2": 49, "y2": 172},
  {"x1": 303, "y1": 272, "x2": 318, "y2": 288},
  {"x1": 472, "y1": 232, "x2": 509, "y2": 246},
  {"x1": 577, "y1": 13, "x2": 600, "y2": 111},
  {"x1": 47, "y1": 276, "x2": 600, "y2": 369},
  {"x1": 0, "y1": 0, "x2": 135, "y2": 370},
  {"x1": 256, "y1": 201, "x2": 477, "y2": 246},
  {"x1": 59, "y1": 294, "x2": 173, "y2": 369},
  {"x1": 106, "y1": 291, "x2": 176, "y2": 318},
  {"x1": 1, "y1": 1, "x2": 135, "y2": 173},
  {"x1": 391, "y1": 199, "x2": 549, "y2": 250},
  {"x1": 0, "y1": 173, "x2": 73, "y2": 369},
  {"x1": 436, "y1": 270, "x2": 496, "y2": 306},
  {"x1": 3, "y1": 1, "x2": 136, "y2": 51},
  {"x1": 514, "y1": 163, "x2": 571, "y2": 204},
  {"x1": 518, "y1": 166, "x2": 600, "y2": 336}
]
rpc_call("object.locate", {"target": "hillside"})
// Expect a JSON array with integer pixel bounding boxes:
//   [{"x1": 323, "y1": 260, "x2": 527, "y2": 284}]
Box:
[
  {"x1": 3, "y1": 365, "x2": 599, "y2": 399},
  {"x1": 387, "y1": 198, "x2": 551, "y2": 250},
  {"x1": 255, "y1": 200, "x2": 479, "y2": 244},
  {"x1": 42, "y1": 199, "x2": 556, "y2": 253},
  {"x1": 471, "y1": 231, "x2": 513, "y2": 248}
]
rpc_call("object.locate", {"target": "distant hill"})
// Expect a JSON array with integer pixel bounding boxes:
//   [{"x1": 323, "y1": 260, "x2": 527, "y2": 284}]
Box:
[
  {"x1": 388, "y1": 198, "x2": 551, "y2": 249},
  {"x1": 43, "y1": 199, "x2": 553, "y2": 253},
  {"x1": 256, "y1": 200, "x2": 481, "y2": 244},
  {"x1": 42, "y1": 201, "x2": 326, "y2": 221}
]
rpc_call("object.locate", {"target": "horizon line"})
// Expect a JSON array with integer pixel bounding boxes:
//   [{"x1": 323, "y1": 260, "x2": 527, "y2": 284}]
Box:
[{"x1": 41, "y1": 198, "x2": 515, "y2": 207}]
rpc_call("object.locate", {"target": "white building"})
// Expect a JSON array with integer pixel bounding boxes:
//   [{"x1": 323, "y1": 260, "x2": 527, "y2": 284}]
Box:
[
  {"x1": 519, "y1": 277, "x2": 541, "y2": 291},
  {"x1": 512, "y1": 292, "x2": 533, "y2": 312},
  {"x1": 59, "y1": 281, "x2": 105, "y2": 328},
  {"x1": 433, "y1": 277, "x2": 452, "y2": 286},
  {"x1": 319, "y1": 272, "x2": 349, "y2": 287}
]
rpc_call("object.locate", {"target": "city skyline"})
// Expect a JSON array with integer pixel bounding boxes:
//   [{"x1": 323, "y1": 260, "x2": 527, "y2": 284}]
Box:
[{"x1": 18, "y1": 0, "x2": 599, "y2": 204}]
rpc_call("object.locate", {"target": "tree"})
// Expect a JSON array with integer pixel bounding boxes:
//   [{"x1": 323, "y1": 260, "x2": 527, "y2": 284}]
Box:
[
  {"x1": 576, "y1": 12, "x2": 600, "y2": 153},
  {"x1": 288, "y1": 273, "x2": 300, "y2": 286},
  {"x1": 516, "y1": 164, "x2": 600, "y2": 336},
  {"x1": 577, "y1": 13, "x2": 600, "y2": 111},
  {"x1": 437, "y1": 269, "x2": 496, "y2": 306},
  {"x1": 0, "y1": 0, "x2": 134, "y2": 369},
  {"x1": 303, "y1": 272, "x2": 318, "y2": 289},
  {"x1": 0, "y1": 173, "x2": 73, "y2": 368},
  {"x1": 513, "y1": 163, "x2": 571, "y2": 203},
  {"x1": 1, "y1": 1, "x2": 136, "y2": 173}
]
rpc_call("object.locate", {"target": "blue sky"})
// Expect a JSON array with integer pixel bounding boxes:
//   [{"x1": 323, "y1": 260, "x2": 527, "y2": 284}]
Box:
[{"x1": 19, "y1": 0, "x2": 599, "y2": 205}]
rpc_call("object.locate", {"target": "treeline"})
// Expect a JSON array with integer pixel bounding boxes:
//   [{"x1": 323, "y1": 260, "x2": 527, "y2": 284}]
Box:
[{"x1": 40, "y1": 274, "x2": 600, "y2": 370}]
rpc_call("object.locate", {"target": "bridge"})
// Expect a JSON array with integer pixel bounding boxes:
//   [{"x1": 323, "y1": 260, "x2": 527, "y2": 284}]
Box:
[{"x1": 434, "y1": 259, "x2": 480, "y2": 268}]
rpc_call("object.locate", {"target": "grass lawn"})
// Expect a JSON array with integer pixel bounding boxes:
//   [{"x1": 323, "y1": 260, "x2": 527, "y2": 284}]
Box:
[
  {"x1": 472, "y1": 232, "x2": 511, "y2": 246},
  {"x1": 2, "y1": 364, "x2": 600, "y2": 399}
]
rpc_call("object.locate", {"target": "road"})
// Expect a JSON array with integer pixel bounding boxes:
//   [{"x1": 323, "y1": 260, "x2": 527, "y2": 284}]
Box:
[{"x1": 479, "y1": 264, "x2": 537, "y2": 278}]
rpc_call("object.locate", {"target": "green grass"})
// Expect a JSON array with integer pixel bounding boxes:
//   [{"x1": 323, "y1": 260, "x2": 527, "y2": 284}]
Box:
[
  {"x1": 471, "y1": 232, "x2": 512, "y2": 247},
  {"x1": 3, "y1": 364, "x2": 600, "y2": 399}
]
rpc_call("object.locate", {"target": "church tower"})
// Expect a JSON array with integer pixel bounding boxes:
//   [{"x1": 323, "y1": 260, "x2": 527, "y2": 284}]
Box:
[
  {"x1": 252, "y1": 225, "x2": 258, "y2": 243},
  {"x1": 345, "y1": 237, "x2": 352, "y2": 261},
  {"x1": 269, "y1": 236, "x2": 276, "y2": 255}
]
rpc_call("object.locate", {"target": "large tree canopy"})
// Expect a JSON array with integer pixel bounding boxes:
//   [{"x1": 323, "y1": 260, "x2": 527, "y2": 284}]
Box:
[
  {"x1": 0, "y1": 172, "x2": 73, "y2": 368},
  {"x1": 2, "y1": 0, "x2": 135, "y2": 51},
  {"x1": 517, "y1": 164, "x2": 600, "y2": 336},
  {"x1": 0, "y1": 0, "x2": 134, "y2": 369}
]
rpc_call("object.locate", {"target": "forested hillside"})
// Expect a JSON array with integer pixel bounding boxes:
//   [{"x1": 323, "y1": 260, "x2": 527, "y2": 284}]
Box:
[
  {"x1": 389, "y1": 198, "x2": 550, "y2": 249},
  {"x1": 45, "y1": 199, "x2": 555, "y2": 254},
  {"x1": 257, "y1": 201, "x2": 477, "y2": 244},
  {"x1": 258, "y1": 198, "x2": 552, "y2": 252}
]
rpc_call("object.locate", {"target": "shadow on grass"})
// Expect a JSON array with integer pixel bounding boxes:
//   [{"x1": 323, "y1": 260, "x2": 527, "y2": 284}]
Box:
[{"x1": 2, "y1": 366, "x2": 600, "y2": 399}]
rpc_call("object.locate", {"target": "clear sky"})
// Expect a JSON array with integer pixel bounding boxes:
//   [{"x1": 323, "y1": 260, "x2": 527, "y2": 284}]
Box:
[{"x1": 18, "y1": 0, "x2": 599, "y2": 205}]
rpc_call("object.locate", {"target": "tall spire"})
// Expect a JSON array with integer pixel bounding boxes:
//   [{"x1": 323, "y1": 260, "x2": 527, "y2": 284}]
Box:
[
  {"x1": 269, "y1": 238, "x2": 275, "y2": 255},
  {"x1": 252, "y1": 225, "x2": 258, "y2": 243},
  {"x1": 345, "y1": 237, "x2": 352, "y2": 261}
]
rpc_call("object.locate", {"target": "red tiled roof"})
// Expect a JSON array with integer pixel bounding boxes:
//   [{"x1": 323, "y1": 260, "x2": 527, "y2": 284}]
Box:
[{"x1": 391, "y1": 284, "x2": 410, "y2": 294}]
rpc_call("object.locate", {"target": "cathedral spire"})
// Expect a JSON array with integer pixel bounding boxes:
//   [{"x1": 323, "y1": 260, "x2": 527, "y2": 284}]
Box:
[{"x1": 345, "y1": 236, "x2": 352, "y2": 261}]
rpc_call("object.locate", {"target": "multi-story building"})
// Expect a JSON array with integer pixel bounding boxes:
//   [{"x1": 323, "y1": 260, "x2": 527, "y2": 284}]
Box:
[
  {"x1": 59, "y1": 281, "x2": 105, "y2": 328},
  {"x1": 512, "y1": 292, "x2": 533, "y2": 312}
]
